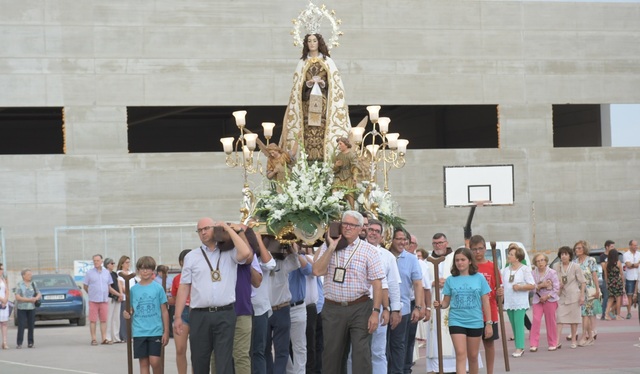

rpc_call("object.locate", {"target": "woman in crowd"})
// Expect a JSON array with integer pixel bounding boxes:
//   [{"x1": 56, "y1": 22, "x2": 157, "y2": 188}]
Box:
[
  {"x1": 603, "y1": 249, "x2": 625, "y2": 320},
  {"x1": 433, "y1": 248, "x2": 492, "y2": 374},
  {"x1": 529, "y1": 253, "x2": 560, "y2": 351},
  {"x1": 416, "y1": 248, "x2": 429, "y2": 261},
  {"x1": 172, "y1": 249, "x2": 191, "y2": 374},
  {"x1": 501, "y1": 245, "x2": 535, "y2": 357},
  {"x1": 14, "y1": 268, "x2": 41, "y2": 348},
  {"x1": 573, "y1": 240, "x2": 601, "y2": 346},
  {"x1": 104, "y1": 258, "x2": 123, "y2": 344},
  {"x1": 116, "y1": 255, "x2": 135, "y2": 341},
  {"x1": 0, "y1": 264, "x2": 9, "y2": 349},
  {"x1": 553, "y1": 246, "x2": 585, "y2": 349}
]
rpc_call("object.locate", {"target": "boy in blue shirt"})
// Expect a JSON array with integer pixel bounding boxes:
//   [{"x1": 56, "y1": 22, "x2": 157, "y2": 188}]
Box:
[{"x1": 124, "y1": 256, "x2": 169, "y2": 374}]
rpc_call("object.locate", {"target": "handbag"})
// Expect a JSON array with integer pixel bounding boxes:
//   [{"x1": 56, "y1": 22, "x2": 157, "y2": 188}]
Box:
[
  {"x1": 622, "y1": 294, "x2": 629, "y2": 307},
  {"x1": 587, "y1": 287, "x2": 597, "y2": 301},
  {"x1": 33, "y1": 282, "x2": 42, "y2": 308}
]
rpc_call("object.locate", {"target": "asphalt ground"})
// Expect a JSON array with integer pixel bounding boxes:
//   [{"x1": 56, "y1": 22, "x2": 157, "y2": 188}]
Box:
[{"x1": 0, "y1": 309, "x2": 638, "y2": 374}]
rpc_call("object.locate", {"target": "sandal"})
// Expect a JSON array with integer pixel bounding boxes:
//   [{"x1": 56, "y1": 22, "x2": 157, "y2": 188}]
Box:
[
  {"x1": 91, "y1": 340, "x2": 98, "y2": 346},
  {"x1": 570, "y1": 343, "x2": 577, "y2": 349},
  {"x1": 529, "y1": 346, "x2": 538, "y2": 352},
  {"x1": 592, "y1": 331, "x2": 598, "y2": 340},
  {"x1": 101, "y1": 339, "x2": 112, "y2": 345}
]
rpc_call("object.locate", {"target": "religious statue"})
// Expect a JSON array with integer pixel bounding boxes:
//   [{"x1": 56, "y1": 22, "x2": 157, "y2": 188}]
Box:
[
  {"x1": 332, "y1": 137, "x2": 359, "y2": 209},
  {"x1": 279, "y1": 32, "x2": 351, "y2": 162},
  {"x1": 257, "y1": 141, "x2": 298, "y2": 191}
]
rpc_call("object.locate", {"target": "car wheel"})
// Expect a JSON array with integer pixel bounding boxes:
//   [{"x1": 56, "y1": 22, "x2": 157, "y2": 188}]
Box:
[{"x1": 77, "y1": 316, "x2": 87, "y2": 326}]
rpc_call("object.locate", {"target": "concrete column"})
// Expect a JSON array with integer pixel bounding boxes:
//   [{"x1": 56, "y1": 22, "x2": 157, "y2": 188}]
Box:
[
  {"x1": 600, "y1": 104, "x2": 612, "y2": 147},
  {"x1": 64, "y1": 106, "x2": 128, "y2": 154},
  {"x1": 498, "y1": 104, "x2": 553, "y2": 149}
]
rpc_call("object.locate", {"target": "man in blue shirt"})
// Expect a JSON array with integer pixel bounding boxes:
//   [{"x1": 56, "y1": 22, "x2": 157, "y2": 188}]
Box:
[
  {"x1": 386, "y1": 229, "x2": 424, "y2": 374},
  {"x1": 287, "y1": 244, "x2": 312, "y2": 373}
]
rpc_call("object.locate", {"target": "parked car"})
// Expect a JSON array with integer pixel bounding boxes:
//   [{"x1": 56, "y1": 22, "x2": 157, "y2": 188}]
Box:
[{"x1": 15, "y1": 273, "x2": 87, "y2": 326}]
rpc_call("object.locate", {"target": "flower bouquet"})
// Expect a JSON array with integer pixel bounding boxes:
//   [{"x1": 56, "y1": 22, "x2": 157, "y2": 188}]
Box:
[{"x1": 253, "y1": 150, "x2": 346, "y2": 244}]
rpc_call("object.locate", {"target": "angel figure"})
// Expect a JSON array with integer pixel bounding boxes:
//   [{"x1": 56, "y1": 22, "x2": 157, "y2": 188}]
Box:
[
  {"x1": 332, "y1": 137, "x2": 360, "y2": 209},
  {"x1": 257, "y1": 140, "x2": 298, "y2": 190}
]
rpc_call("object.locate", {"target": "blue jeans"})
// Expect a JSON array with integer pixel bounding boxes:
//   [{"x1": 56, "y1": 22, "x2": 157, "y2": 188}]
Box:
[
  {"x1": 387, "y1": 313, "x2": 409, "y2": 374},
  {"x1": 266, "y1": 306, "x2": 290, "y2": 374},
  {"x1": 251, "y1": 311, "x2": 269, "y2": 374},
  {"x1": 601, "y1": 282, "x2": 609, "y2": 318},
  {"x1": 17, "y1": 309, "x2": 35, "y2": 346}
]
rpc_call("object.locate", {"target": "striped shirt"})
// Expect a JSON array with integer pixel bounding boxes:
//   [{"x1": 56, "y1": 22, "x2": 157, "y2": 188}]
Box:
[{"x1": 319, "y1": 238, "x2": 385, "y2": 303}]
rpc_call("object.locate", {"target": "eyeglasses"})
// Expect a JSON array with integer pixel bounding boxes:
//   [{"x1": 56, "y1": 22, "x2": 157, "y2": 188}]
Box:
[
  {"x1": 409, "y1": 242, "x2": 417, "y2": 246},
  {"x1": 341, "y1": 222, "x2": 360, "y2": 229},
  {"x1": 432, "y1": 241, "x2": 447, "y2": 246},
  {"x1": 367, "y1": 227, "x2": 382, "y2": 234},
  {"x1": 196, "y1": 226, "x2": 214, "y2": 234}
]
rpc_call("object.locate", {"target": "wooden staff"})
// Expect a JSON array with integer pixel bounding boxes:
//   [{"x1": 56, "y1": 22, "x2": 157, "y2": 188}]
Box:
[
  {"x1": 159, "y1": 268, "x2": 168, "y2": 373},
  {"x1": 122, "y1": 272, "x2": 137, "y2": 374},
  {"x1": 427, "y1": 255, "x2": 446, "y2": 374},
  {"x1": 491, "y1": 242, "x2": 510, "y2": 372}
]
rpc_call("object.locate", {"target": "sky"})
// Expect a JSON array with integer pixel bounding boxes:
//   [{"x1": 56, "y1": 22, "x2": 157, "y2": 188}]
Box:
[{"x1": 611, "y1": 105, "x2": 640, "y2": 147}]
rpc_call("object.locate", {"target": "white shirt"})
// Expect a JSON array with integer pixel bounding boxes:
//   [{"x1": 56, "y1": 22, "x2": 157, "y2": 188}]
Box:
[
  {"x1": 501, "y1": 265, "x2": 535, "y2": 310},
  {"x1": 623, "y1": 250, "x2": 640, "y2": 281},
  {"x1": 265, "y1": 254, "x2": 300, "y2": 306},
  {"x1": 370, "y1": 245, "x2": 402, "y2": 311},
  {"x1": 251, "y1": 255, "x2": 276, "y2": 316},
  {"x1": 304, "y1": 255, "x2": 319, "y2": 306}
]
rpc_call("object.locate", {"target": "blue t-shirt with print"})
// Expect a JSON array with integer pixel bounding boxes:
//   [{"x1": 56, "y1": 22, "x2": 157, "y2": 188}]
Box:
[
  {"x1": 130, "y1": 281, "x2": 167, "y2": 338},
  {"x1": 443, "y1": 273, "x2": 491, "y2": 329}
]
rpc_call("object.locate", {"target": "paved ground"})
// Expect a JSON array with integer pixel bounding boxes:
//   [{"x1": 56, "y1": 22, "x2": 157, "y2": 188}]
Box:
[{"x1": 0, "y1": 309, "x2": 638, "y2": 373}]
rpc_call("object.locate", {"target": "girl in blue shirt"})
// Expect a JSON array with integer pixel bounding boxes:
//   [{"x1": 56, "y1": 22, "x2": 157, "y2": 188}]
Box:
[{"x1": 434, "y1": 248, "x2": 492, "y2": 374}]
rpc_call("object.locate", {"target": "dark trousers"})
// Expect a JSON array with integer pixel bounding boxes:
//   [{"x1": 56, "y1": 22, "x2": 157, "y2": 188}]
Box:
[
  {"x1": 17, "y1": 309, "x2": 35, "y2": 346},
  {"x1": 322, "y1": 300, "x2": 373, "y2": 374},
  {"x1": 404, "y1": 305, "x2": 418, "y2": 373},
  {"x1": 189, "y1": 308, "x2": 236, "y2": 374},
  {"x1": 252, "y1": 311, "x2": 269, "y2": 374},
  {"x1": 315, "y1": 312, "x2": 324, "y2": 374},
  {"x1": 305, "y1": 303, "x2": 317, "y2": 374},
  {"x1": 266, "y1": 306, "x2": 291, "y2": 374},
  {"x1": 387, "y1": 313, "x2": 410, "y2": 374},
  {"x1": 601, "y1": 282, "x2": 610, "y2": 318},
  {"x1": 119, "y1": 302, "x2": 128, "y2": 341}
]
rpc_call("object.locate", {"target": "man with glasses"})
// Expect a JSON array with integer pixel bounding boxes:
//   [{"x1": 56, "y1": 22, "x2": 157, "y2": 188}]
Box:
[
  {"x1": 347, "y1": 219, "x2": 402, "y2": 374},
  {"x1": 312, "y1": 210, "x2": 384, "y2": 374},
  {"x1": 386, "y1": 228, "x2": 425, "y2": 374},
  {"x1": 173, "y1": 218, "x2": 253, "y2": 374},
  {"x1": 470, "y1": 235, "x2": 502, "y2": 374}
]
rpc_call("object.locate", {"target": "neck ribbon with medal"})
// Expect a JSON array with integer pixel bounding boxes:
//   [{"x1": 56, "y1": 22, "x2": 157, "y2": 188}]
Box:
[
  {"x1": 201, "y1": 247, "x2": 222, "y2": 282},
  {"x1": 333, "y1": 239, "x2": 362, "y2": 283},
  {"x1": 560, "y1": 262, "x2": 572, "y2": 285}
]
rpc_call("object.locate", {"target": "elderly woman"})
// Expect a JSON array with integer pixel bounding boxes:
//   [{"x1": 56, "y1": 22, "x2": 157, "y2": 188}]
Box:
[
  {"x1": 14, "y1": 268, "x2": 42, "y2": 348},
  {"x1": 573, "y1": 240, "x2": 601, "y2": 346},
  {"x1": 501, "y1": 245, "x2": 535, "y2": 357},
  {"x1": 529, "y1": 253, "x2": 560, "y2": 352},
  {"x1": 553, "y1": 246, "x2": 586, "y2": 349}
]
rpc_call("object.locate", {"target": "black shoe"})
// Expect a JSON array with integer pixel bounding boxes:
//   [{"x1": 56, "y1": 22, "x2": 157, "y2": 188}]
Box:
[{"x1": 28, "y1": 343, "x2": 34, "y2": 348}]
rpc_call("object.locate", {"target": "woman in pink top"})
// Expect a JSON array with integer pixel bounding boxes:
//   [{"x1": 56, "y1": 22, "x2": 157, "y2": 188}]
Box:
[{"x1": 529, "y1": 253, "x2": 560, "y2": 352}]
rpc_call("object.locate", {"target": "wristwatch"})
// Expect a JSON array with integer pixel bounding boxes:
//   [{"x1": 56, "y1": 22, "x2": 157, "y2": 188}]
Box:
[
  {"x1": 485, "y1": 321, "x2": 494, "y2": 326},
  {"x1": 414, "y1": 305, "x2": 423, "y2": 311},
  {"x1": 372, "y1": 307, "x2": 381, "y2": 313}
]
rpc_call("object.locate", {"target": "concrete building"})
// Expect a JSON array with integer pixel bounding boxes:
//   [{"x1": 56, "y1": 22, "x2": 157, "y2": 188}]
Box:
[{"x1": 1, "y1": 1, "x2": 639, "y2": 272}]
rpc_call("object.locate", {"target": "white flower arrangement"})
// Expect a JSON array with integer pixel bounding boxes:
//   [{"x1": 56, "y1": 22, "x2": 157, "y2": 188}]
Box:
[
  {"x1": 254, "y1": 150, "x2": 346, "y2": 237},
  {"x1": 356, "y1": 181, "x2": 405, "y2": 229}
]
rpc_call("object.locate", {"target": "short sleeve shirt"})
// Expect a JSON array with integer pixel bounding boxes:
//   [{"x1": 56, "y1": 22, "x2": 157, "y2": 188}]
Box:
[
  {"x1": 443, "y1": 273, "x2": 491, "y2": 329},
  {"x1": 130, "y1": 282, "x2": 167, "y2": 338}
]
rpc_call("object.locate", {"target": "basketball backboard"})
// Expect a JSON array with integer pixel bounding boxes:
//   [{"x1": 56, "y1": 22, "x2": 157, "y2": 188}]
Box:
[{"x1": 443, "y1": 165, "x2": 514, "y2": 207}]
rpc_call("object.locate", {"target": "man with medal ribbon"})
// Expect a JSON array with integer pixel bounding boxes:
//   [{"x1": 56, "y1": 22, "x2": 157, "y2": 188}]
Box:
[
  {"x1": 173, "y1": 217, "x2": 253, "y2": 374},
  {"x1": 312, "y1": 211, "x2": 385, "y2": 374}
]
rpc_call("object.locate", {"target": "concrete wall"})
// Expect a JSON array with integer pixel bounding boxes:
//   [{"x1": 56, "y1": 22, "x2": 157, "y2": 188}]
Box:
[{"x1": 1, "y1": 0, "x2": 639, "y2": 271}]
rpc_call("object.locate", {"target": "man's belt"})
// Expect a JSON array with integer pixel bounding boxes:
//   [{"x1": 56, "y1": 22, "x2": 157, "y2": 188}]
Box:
[
  {"x1": 290, "y1": 300, "x2": 304, "y2": 307},
  {"x1": 325, "y1": 294, "x2": 369, "y2": 307},
  {"x1": 271, "y1": 301, "x2": 290, "y2": 311},
  {"x1": 192, "y1": 303, "x2": 234, "y2": 312}
]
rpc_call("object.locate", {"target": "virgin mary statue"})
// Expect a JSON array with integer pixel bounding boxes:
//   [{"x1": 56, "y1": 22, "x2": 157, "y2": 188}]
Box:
[{"x1": 279, "y1": 33, "x2": 351, "y2": 162}]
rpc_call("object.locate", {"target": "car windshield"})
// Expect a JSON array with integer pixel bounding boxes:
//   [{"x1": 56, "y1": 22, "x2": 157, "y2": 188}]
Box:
[{"x1": 33, "y1": 275, "x2": 75, "y2": 288}]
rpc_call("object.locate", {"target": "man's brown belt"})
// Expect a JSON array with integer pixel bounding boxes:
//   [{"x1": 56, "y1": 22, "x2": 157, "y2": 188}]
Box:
[{"x1": 324, "y1": 294, "x2": 370, "y2": 307}]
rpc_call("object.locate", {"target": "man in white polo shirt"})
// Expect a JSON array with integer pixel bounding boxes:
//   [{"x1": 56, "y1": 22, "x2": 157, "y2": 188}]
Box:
[
  {"x1": 623, "y1": 239, "x2": 640, "y2": 319},
  {"x1": 173, "y1": 218, "x2": 252, "y2": 374}
]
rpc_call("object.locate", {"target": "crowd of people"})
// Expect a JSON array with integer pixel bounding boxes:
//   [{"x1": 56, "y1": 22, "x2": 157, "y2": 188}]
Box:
[{"x1": 0, "y1": 224, "x2": 639, "y2": 374}]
